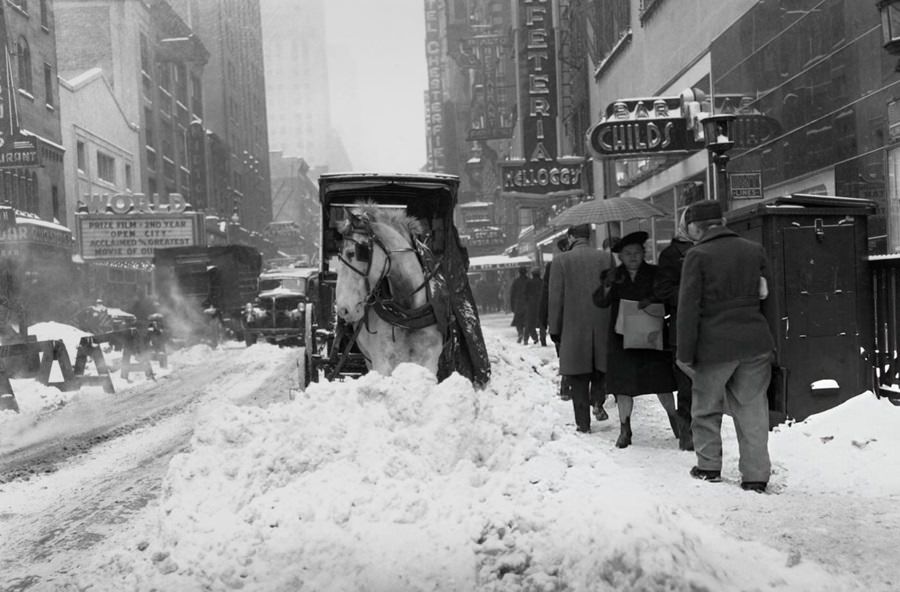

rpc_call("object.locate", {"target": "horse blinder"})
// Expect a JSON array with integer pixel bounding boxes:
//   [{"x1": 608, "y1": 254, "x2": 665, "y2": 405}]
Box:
[{"x1": 354, "y1": 241, "x2": 371, "y2": 263}]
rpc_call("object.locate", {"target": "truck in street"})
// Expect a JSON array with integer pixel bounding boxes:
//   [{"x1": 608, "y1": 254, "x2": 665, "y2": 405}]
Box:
[{"x1": 152, "y1": 245, "x2": 262, "y2": 346}]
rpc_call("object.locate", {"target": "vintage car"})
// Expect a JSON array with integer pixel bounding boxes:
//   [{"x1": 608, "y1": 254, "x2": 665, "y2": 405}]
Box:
[{"x1": 242, "y1": 266, "x2": 319, "y2": 346}]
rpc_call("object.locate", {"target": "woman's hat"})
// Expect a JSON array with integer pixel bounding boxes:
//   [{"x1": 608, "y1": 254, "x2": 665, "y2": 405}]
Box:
[
  {"x1": 685, "y1": 200, "x2": 723, "y2": 224},
  {"x1": 611, "y1": 230, "x2": 649, "y2": 253}
]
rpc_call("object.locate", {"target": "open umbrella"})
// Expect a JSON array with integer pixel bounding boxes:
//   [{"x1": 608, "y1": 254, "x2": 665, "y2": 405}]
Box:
[{"x1": 548, "y1": 197, "x2": 667, "y2": 228}]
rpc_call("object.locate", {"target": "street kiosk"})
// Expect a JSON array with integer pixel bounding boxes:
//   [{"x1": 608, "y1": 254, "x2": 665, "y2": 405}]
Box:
[{"x1": 726, "y1": 194, "x2": 876, "y2": 424}]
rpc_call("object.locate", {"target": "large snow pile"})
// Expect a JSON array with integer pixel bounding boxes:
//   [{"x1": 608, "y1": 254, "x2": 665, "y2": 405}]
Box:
[{"x1": 73, "y1": 335, "x2": 867, "y2": 591}]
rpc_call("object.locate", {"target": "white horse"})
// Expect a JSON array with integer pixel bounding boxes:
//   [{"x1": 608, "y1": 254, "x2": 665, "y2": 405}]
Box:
[{"x1": 334, "y1": 204, "x2": 443, "y2": 377}]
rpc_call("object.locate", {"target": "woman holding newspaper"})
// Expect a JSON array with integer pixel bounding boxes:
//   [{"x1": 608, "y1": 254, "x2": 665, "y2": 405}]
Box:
[{"x1": 593, "y1": 231, "x2": 679, "y2": 449}]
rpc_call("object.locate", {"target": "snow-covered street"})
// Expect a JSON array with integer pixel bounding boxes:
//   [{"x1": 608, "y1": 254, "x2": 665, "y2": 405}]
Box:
[{"x1": 1, "y1": 315, "x2": 899, "y2": 591}]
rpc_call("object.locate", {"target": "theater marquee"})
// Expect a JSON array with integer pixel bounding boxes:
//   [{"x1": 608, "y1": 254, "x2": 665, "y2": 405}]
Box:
[{"x1": 76, "y1": 207, "x2": 203, "y2": 260}]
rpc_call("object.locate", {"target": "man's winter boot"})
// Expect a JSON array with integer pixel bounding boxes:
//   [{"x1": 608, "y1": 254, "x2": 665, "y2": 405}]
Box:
[{"x1": 615, "y1": 417, "x2": 632, "y2": 448}]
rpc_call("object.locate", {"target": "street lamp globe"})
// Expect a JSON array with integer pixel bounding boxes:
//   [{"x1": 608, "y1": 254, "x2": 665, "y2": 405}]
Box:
[{"x1": 701, "y1": 114, "x2": 736, "y2": 154}]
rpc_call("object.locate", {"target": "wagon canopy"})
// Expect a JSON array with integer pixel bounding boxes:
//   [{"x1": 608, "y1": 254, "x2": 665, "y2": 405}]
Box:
[{"x1": 319, "y1": 173, "x2": 491, "y2": 387}]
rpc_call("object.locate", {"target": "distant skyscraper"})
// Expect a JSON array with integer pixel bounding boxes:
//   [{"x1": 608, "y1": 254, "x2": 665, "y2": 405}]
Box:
[
  {"x1": 169, "y1": 0, "x2": 273, "y2": 233},
  {"x1": 261, "y1": 0, "x2": 337, "y2": 170}
]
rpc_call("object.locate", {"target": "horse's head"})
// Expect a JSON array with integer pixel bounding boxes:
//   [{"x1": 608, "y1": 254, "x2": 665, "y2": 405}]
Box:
[
  {"x1": 334, "y1": 210, "x2": 384, "y2": 322},
  {"x1": 334, "y1": 204, "x2": 426, "y2": 324}
]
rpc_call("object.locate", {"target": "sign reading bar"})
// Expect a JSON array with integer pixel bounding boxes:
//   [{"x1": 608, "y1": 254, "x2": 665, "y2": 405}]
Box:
[
  {"x1": 587, "y1": 96, "x2": 703, "y2": 158},
  {"x1": 0, "y1": 219, "x2": 72, "y2": 249},
  {"x1": 76, "y1": 213, "x2": 202, "y2": 260},
  {"x1": 587, "y1": 95, "x2": 782, "y2": 159}
]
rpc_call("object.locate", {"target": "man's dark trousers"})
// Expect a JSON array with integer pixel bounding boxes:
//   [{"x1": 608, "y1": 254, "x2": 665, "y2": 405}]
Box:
[{"x1": 568, "y1": 370, "x2": 605, "y2": 431}]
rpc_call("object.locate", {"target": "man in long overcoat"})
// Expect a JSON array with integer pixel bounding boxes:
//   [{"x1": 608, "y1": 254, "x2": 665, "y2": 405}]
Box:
[
  {"x1": 523, "y1": 268, "x2": 543, "y2": 345},
  {"x1": 509, "y1": 267, "x2": 529, "y2": 342},
  {"x1": 548, "y1": 224, "x2": 612, "y2": 433},
  {"x1": 677, "y1": 200, "x2": 775, "y2": 492}
]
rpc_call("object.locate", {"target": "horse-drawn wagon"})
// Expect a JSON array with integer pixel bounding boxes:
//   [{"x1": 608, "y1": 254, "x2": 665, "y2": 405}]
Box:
[{"x1": 301, "y1": 173, "x2": 490, "y2": 388}]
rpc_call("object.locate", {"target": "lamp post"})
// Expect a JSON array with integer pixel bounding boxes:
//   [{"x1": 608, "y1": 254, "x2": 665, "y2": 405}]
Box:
[{"x1": 701, "y1": 114, "x2": 736, "y2": 212}]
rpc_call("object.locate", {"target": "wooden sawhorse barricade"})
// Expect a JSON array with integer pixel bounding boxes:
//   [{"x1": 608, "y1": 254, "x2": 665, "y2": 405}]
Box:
[{"x1": 0, "y1": 338, "x2": 114, "y2": 413}]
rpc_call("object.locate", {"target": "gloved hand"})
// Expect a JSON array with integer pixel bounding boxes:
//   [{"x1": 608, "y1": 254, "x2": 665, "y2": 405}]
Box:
[
  {"x1": 599, "y1": 268, "x2": 613, "y2": 289},
  {"x1": 550, "y1": 333, "x2": 561, "y2": 345}
]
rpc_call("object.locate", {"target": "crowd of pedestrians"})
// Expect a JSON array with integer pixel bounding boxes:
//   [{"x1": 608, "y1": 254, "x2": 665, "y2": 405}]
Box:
[{"x1": 495, "y1": 200, "x2": 776, "y2": 493}]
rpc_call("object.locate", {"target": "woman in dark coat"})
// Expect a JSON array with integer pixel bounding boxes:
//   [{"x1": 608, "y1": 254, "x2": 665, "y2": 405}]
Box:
[{"x1": 594, "y1": 231, "x2": 678, "y2": 448}]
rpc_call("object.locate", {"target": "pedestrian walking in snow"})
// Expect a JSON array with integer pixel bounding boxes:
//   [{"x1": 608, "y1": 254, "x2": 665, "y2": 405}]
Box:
[
  {"x1": 548, "y1": 224, "x2": 612, "y2": 433},
  {"x1": 654, "y1": 210, "x2": 695, "y2": 451},
  {"x1": 594, "y1": 231, "x2": 678, "y2": 448},
  {"x1": 522, "y1": 268, "x2": 543, "y2": 345},
  {"x1": 509, "y1": 267, "x2": 529, "y2": 343},
  {"x1": 676, "y1": 200, "x2": 776, "y2": 492},
  {"x1": 542, "y1": 238, "x2": 571, "y2": 398}
]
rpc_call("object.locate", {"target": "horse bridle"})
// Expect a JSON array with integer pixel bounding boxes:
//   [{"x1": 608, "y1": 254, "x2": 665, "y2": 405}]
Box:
[{"x1": 337, "y1": 216, "x2": 437, "y2": 330}]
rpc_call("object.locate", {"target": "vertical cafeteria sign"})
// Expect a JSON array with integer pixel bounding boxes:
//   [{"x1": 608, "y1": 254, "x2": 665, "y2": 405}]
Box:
[
  {"x1": 501, "y1": 0, "x2": 581, "y2": 197},
  {"x1": 0, "y1": 2, "x2": 38, "y2": 168},
  {"x1": 423, "y1": 0, "x2": 446, "y2": 172}
]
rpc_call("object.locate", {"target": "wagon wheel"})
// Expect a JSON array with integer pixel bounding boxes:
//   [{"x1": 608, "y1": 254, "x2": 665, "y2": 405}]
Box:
[{"x1": 304, "y1": 347, "x2": 317, "y2": 386}]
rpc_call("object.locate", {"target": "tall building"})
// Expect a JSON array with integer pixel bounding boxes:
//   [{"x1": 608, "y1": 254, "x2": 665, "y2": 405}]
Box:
[
  {"x1": 169, "y1": 0, "x2": 273, "y2": 234},
  {"x1": 0, "y1": 0, "x2": 66, "y2": 223},
  {"x1": 260, "y1": 0, "x2": 333, "y2": 168},
  {"x1": 268, "y1": 151, "x2": 319, "y2": 261},
  {"x1": 0, "y1": 0, "x2": 73, "y2": 326},
  {"x1": 424, "y1": 0, "x2": 591, "y2": 256},
  {"x1": 55, "y1": 0, "x2": 208, "y2": 209}
]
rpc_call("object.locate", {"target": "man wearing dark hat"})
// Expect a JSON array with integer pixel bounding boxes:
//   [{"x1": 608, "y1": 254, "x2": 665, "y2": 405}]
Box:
[
  {"x1": 676, "y1": 200, "x2": 775, "y2": 492},
  {"x1": 548, "y1": 223, "x2": 613, "y2": 432}
]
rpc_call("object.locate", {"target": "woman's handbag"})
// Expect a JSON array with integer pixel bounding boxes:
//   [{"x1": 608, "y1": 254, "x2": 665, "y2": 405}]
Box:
[{"x1": 615, "y1": 299, "x2": 665, "y2": 350}]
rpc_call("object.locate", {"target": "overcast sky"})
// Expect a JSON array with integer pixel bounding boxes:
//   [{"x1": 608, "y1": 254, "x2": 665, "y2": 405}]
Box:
[{"x1": 324, "y1": 0, "x2": 428, "y2": 173}]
